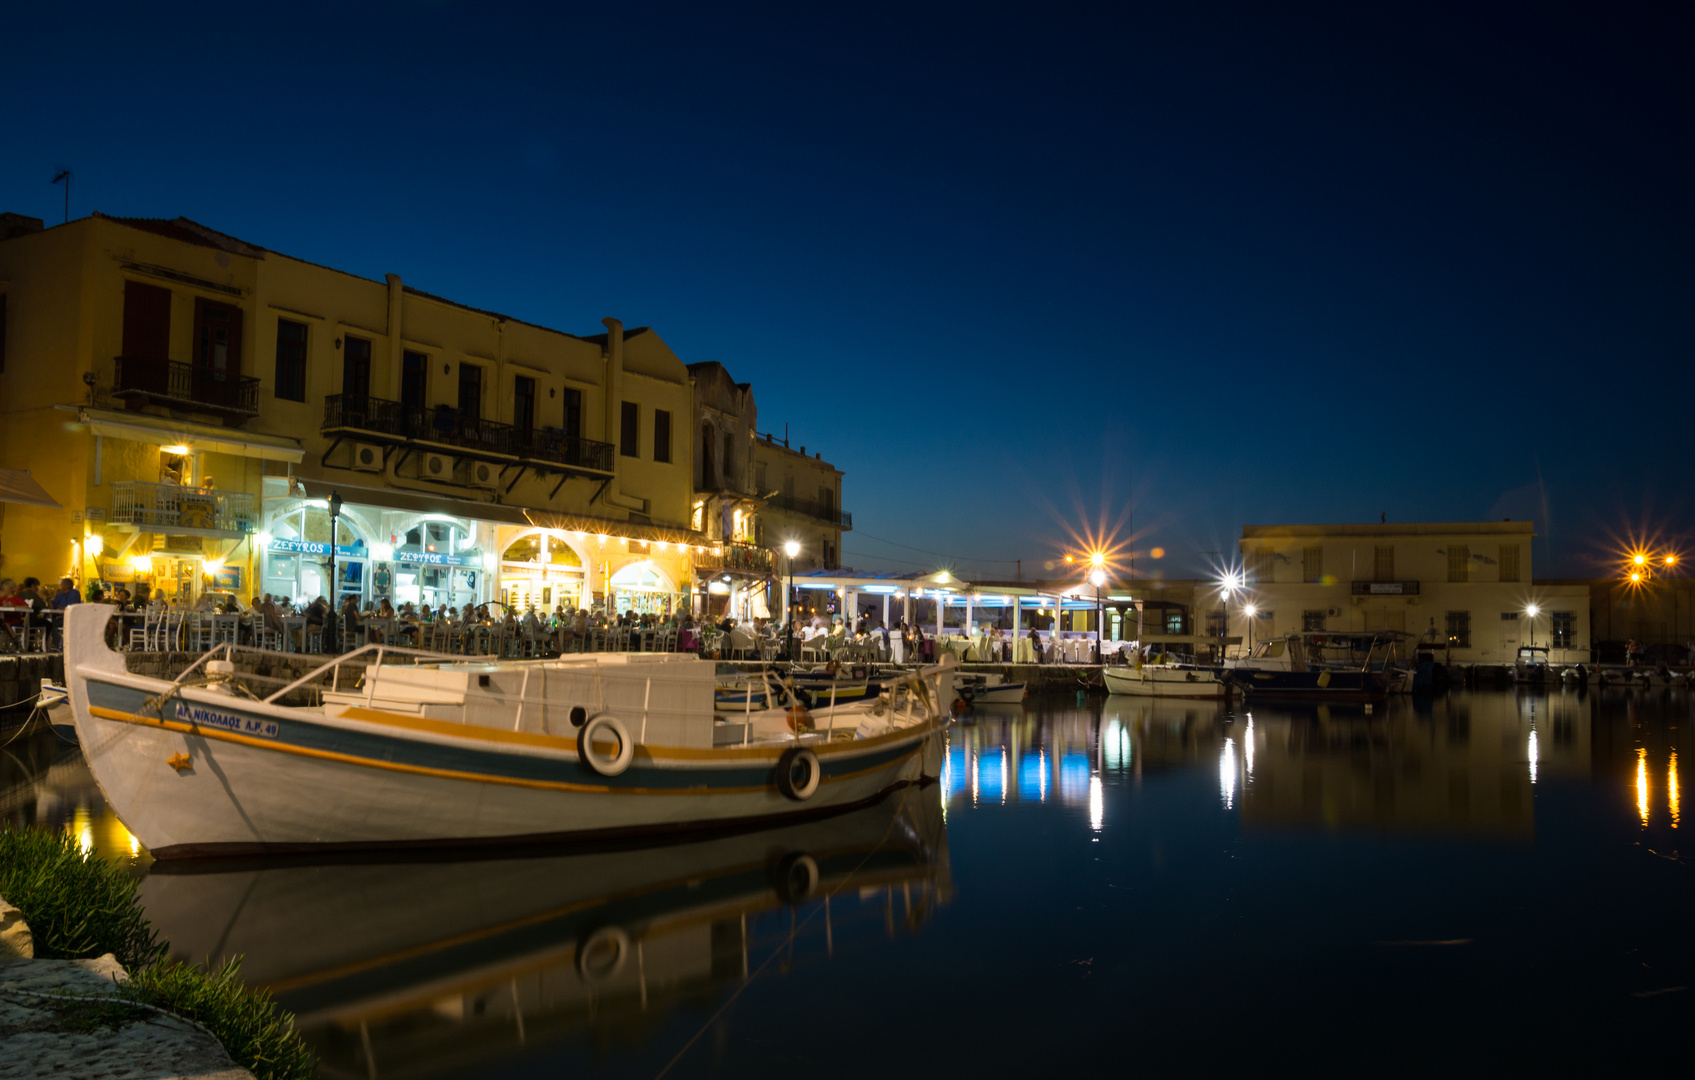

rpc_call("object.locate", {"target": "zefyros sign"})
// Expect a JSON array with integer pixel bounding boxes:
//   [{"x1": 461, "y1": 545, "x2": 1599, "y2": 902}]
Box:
[
  {"x1": 393, "y1": 549, "x2": 482, "y2": 568},
  {"x1": 267, "y1": 538, "x2": 362, "y2": 559}
]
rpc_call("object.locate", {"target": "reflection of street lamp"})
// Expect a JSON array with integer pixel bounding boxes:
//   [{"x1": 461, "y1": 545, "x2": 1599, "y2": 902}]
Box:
[
  {"x1": 1525, "y1": 603, "x2": 1539, "y2": 647},
  {"x1": 783, "y1": 539, "x2": 800, "y2": 661},
  {"x1": 1243, "y1": 603, "x2": 1257, "y2": 653},
  {"x1": 324, "y1": 491, "x2": 344, "y2": 653},
  {"x1": 1089, "y1": 568, "x2": 1106, "y2": 664}
]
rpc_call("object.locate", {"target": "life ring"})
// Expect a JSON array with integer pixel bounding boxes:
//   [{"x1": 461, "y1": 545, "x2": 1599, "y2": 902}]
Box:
[
  {"x1": 773, "y1": 852, "x2": 820, "y2": 904},
  {"x1": 786, "y1": 706, "x2": 814, "y2": 733},
  {"x1": 576, "y1": 925, "x2": 630, "y2": 981},
  {"x1": 824, "y1": 659, "x2": 840, "y2": 677},
  {"x1": 776, "y1": 745, "x2": 821, "y2": 800},
  {"x1": 578, "y1": 714, "x2": 634, "y2": 776}
]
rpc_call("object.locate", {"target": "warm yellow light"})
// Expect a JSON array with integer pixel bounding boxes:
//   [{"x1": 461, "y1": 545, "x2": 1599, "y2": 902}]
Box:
[
  {"x1": 204, "y1": 559, "x2": 224, "y2": 573},
  {"x1": 1638, "y1": 749, "x2": 1649, "y2": 827},
  {"x1": 1244, "y1": 604, "x2": 1257, "y2": 618},
  {"x1": 1667, "y1": 555, "x2": 1678, "y2": 566},
  {"x1": 130, "y1": 554, "x2": 152, "y2": 572},
  {"x1": 1089, "y1": 550, "x2": 1105, "y2": 568},
  {"x1": 1089, "y1": 570, "x2": 1106, "y2": 587},
  {"x1": 1526, "y1": 604, "x2": 1539, "y2": 618},
  {"x1": 161, "y1": 444, "x2": 190, "y2": 456},
  {"x1": 1633, "y1": 553, "x2": 1647, "y2": 565},
  {"x1": 1064, "y1": 555, "x2": 1074, "y2": 564},
  {"x1": 1630, "y1": 572, "x2": 1642, "y2": 583},
  {"x1": 1150, "y1": 547, "x2": 1165, "y2": 559}
]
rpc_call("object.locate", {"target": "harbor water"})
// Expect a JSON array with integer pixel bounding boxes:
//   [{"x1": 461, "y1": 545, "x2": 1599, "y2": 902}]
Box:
[{"x1": 5, "y1": 686, "x2": 1691, "y2": 1077}]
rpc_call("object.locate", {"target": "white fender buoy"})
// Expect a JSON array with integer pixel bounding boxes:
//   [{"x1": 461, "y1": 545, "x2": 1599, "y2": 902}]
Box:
[
  {"x1": 578, "y1": 714, "x2": 634, "y2": 776},
  {"x1": 776, "y1": 746, "x2": 821, "y2": 801}
]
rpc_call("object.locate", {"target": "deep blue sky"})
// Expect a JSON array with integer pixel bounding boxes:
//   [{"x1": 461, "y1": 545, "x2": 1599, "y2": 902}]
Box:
[{"x1": 6, "y1": 1, "x2": 1690, "y2": 579}]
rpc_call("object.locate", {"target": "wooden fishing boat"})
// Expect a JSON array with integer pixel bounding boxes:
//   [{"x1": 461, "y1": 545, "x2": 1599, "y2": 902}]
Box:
[{"x1": 63, "y1": 605, "x2": 949, "y2": 859}]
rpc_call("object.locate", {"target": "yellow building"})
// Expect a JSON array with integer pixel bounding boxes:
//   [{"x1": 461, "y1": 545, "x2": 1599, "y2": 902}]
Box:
[
  {"x1": 751, "y1": 433, "x2": 849, "y2": 571},
  {"x1": 1236, "y1": 521, "x2": 1591, "y2": 665},
  {"x1": 685, "y1": 361, "x2": 771, "y2": 618},
  {"x1": 0, "y1": 212, "x2": 703, "y2": 614}
]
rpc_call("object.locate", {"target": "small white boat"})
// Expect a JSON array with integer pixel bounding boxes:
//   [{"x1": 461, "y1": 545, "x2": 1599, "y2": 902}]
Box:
[
  {"x1": 954, "y1": 673, "x2": 1027, "y2": 705},
  {"x1": 63, "y1": 605, "x2": 949, "y2": 859},
  {"x1": 1103, "y1": 663, "x2": 1229, "y2": 699}
]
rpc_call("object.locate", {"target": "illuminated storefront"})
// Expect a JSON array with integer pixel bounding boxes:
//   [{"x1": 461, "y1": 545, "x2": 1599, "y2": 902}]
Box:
[
  {"x1": 610, "y1": 560, "x2": 676, "y2": 616},
  {"x1": 499, "y1": 530, "x2": 588, "y2": 613}
]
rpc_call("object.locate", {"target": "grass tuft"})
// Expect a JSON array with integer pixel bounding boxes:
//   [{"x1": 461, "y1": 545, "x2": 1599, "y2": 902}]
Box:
[
  {"x1": 1, "y1": 825, "x2": 317, "y2": 1080},
  {"x1": 0, "y1": 825, "x2": 163, "y2": 970},
  {"x1": 123, "y1": 957, "x2": 317, "y2": 1080}
]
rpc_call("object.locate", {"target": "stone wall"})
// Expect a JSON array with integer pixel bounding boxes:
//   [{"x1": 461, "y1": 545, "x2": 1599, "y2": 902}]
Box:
[{"x1": 0, "y1": 655, "x2": 63, "y2": 716}]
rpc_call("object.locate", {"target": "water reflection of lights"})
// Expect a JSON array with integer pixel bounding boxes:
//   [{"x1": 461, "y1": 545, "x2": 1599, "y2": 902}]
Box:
[
  {"x1": 1637, "y1": 749, "x2": 1649, "y2": 827},
  {"x1": 1671, "y1": 751, "x2": 1681, "y2": 830},
  {"x1": 1244, "y1": 714, "x2": 1254, "y2": 779},
  {"x1": 1088, "y1": 775, "x2": 1103, "y2": 832},
  {"x1": 1220, "y1": 738, "x2": 1237, "y2": 809},
  {"x1": 1103, "y1": 718, "x2": 1131, "y2": 771},
  {"x1": 1528, "y1": 728, "x2": 1539, "y2": 785},
  {"x1": 1018, "y1": 751, "x2": 1049, "y2": 802},
  {"x1": 977, "y1": 750, "x2": 1006, "y2": 804},
  {"x1": 69, "y1": 805, "x2": 94, "y2": 857}
]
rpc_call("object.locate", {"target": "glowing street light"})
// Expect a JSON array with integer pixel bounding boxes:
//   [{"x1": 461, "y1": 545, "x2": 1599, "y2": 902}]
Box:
[
  {"x1": 1525, "y1": 603, "x2": 1540, "y2": 646},
  {"x1": 1243, "y1": 603, "x2": 1257, "y2": 652},
  {"x1": 784, "y1": 539, "x2": 801, "y2": 660}
]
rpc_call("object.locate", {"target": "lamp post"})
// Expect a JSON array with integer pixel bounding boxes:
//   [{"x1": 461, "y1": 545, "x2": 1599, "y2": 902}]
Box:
[
  {"x1": 1219, "y1": 573, "x2": 1238, "y2": 663},
  {"x1": 1243, "y1": 603, "x2": 1257, "y2": 654},
  {"x1": 1525, "y1": 603, "x2": 1539, "y2": 647},
  {"x1": 784, "y1": 539, "x2": 800, "y2": 661},
  {"x1": 1089, "y1": 568, "x2": 1106, "y2": 664},
  {"x1": 323, "y1": 491, "x2": 343, "y2": 653}
]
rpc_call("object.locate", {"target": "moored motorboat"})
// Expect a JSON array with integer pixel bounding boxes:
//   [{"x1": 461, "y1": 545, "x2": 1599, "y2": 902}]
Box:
[
  {"x1": 1104, "y1": 635, "x2": 1230, "y2": 699},
  {"x1": 1224, "y1": 631, "x2": 1397, "y2": 703},
  {"x1": 63, "y1": 604, "x2": 949, "y2": 858}
]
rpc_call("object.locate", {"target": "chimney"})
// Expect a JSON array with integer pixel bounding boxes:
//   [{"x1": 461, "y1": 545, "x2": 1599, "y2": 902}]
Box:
[{"x1": 0, "y1": 213, "x2": 45, "y2": 240}]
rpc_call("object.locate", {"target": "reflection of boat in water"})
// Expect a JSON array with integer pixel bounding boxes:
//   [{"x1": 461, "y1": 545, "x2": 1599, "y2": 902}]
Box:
[
  {"x1": 954, "y1": 673, "x2": 1027, "y2": 705},
  {"x1": 63, "y1": 605, "x2": 949, "y2": 857},
  {"x1": 138, "y1": 788, "x2": 949, "y2": 1079}
]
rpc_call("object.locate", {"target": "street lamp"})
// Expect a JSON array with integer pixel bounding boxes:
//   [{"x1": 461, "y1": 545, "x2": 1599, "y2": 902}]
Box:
[
  {"x1": 1243, "y1": 603, "x2": 1257, "y2": 653},
  {"x1": 1219, "y1": 573, "x2": 1239, "y2": 662},
  {"x1": 1525, "y1": 603, "x2": 1539, "y2": 647},
  {"x1": 783, "y1": 539, "x2": 800, "y2": 661},
  {"x1": 1089, "y1": 568, "x2": 1106, "y2": 664},
  {"x1": 323, "y1": 491, "x2": 344, "y2": 653}
]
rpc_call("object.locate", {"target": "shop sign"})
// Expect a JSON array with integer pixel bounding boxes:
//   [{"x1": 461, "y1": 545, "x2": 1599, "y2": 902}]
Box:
[
  {"x1": 267, "y1": 538, "x2": 363, "y2": 559},
  {"x1": 395, "y1": 549, "x2": 482, "y2": 568}
]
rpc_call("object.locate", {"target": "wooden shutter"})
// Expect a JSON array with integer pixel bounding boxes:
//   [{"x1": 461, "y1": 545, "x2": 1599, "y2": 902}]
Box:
[{"x1": 122, "y1": 281, "x2": 172, "y2": 359}]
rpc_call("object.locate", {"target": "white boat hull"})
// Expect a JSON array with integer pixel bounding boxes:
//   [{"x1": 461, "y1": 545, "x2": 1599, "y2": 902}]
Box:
[
  {"x1": 1103, "y1": 666, "x2": 1229, "y2": 699},
  {"x1": 64, "y1": 606, "x2": 947, "y2": 858}
]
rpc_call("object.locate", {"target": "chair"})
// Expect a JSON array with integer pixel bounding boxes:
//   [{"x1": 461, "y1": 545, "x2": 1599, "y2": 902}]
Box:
[
  {"x1": 186, "y1": 614, "x2": 215, "y2": 652},
  {"x1": 729, "y1": 628, "x2": 755, "y2": 660},
  {"x1": 210, "y1": 614, "x2": 240, "y2": 648},
  {"x1": 128, "y1": 611, "x2": 159, "y2": 652}
]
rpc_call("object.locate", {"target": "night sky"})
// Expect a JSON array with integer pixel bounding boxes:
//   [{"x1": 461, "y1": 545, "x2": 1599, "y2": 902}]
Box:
[{"x1": 6, "y1": 2, "x2": 1690, "y2": 580}]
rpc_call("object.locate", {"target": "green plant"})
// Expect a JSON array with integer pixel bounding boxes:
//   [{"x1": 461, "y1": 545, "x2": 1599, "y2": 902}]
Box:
[
  {"x1": 0, "y1": 825, "x2": 163, "y2": 970},
  {"x1": 123, "y1": 958, "x2": 317, "y2": 1080}
]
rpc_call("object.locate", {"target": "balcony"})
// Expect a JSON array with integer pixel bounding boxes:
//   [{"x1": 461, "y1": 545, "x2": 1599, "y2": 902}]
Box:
[
  {"x1": 323, "y1": 395, "x2": 614, "y2": 474},
  {"x1": 1351, "y1": 580, "x2": 1421, "y2": 596},
  {"x1": 112, "y1": 356, "x2": 259, "y2": 424},
  {"x1": 110, "y1": 481, "x2": 257, "y2": 536},
  {"x1": 691, "y1": 542, "x2": 775, "y2": 576},
  {"x1": 763, "y1": 491, "x2": 852, "y2": 529}
]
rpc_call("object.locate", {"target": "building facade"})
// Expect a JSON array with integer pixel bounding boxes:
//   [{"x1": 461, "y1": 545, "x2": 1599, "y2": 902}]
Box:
[
  {"x1": 684, "y1": 361, "x2": 771, "y2": 618},
  {"x1": 0, "y1": 212, "x2": 707, "y2": 614},
  {"x1": 1235, "y1": 521, "x2": 1591, "y2": 665},
  {"x1": 751, "y1": 433, "x2": 849, "y2": 572}
]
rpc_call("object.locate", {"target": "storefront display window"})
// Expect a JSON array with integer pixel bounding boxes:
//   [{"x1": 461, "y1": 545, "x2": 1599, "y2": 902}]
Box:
[
  {"x1": 500, "y1": 531, "x2": 586, "y2": 614},
  {"x1": 395, "y1": 519, "x2": 481, "y2": 610},
  {"x1": 610, "y1": 560, "x2": 674, "y2": 616}
]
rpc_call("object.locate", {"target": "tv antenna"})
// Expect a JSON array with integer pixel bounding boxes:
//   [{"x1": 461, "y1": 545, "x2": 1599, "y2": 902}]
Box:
[{"x1": 51, "y1": 168, "x2": 71, "y2": 223}]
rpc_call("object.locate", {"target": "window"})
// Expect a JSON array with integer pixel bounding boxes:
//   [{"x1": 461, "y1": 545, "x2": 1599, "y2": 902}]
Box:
[
  {"x1": 1303, "y1": 545, "x2": 1324, "y2": 583},
  {"x1": 1164, "y1": 609, "x2": 1186, "y2": 635},
  {"x1": 1499, "y1": 544, "x2": 1520, "y2": 583},
  {"x1": 1447, "y1": 545, "x2": 1469, "y2": 582},
  {"x1": 1551, "y1": 611, "x2": 1574, "y2": 648},
  {"x1": 722, "y1": 430, "x2": 735, "y2": 486},
  {"x1": 273, "y1": 320, "x2": 307, "y2": 401},
  {"x1": 820, "y1": 486, "x2": 835, "y2": 519},
  {"x1": 653, "y1": 408, "x2": 672, "y2": 463},
  {"x1": 343, "y1": 336, "x2": 371, "y2": 398},
  {"x1": 1302, "y1": 610, "x2": 1326, "y2": 631},
  {"x1": 122, "y1": 281, "x2": 171, "y2": 360},
  {"x1": 1254, "y1": 548, "x2": 1276, "y2": 583},
  {"x1": 755, "y1": 463, "x2": 766, "y2": 492},
  {"x1": 1206, "y1": 610, "x2": 1226, "y2": 637},
  {"x1": 823, "y1": 538, "x2": 837, "y2": 569},
  {"x1": 561, "y1": 387, "x2": 582, "y2": 437},
  {"x1": 620, "y1": 400, "x2": 639, "y2": 457},
  {"x1": 700, "y1": 424, "x2": 716, "y2": 486},
  {"x1": 401, "y1": 350, "x2": 427, "y2": 412},
  {"x1": 1445, "y1": 610, "x2": 1471, "y2": 648},
  {"x1": 458, "y1": 362, "x2": 482, "y2": 419},
  {"x1": 513, "y1": 375, "x2": 535, "y2": 431},
  {"x1": 192, "y1": 299, "x2": 242, "y2": 374},
  {"x1": 1374, "y1": 545, "x2": 1395, "y2": 582}
]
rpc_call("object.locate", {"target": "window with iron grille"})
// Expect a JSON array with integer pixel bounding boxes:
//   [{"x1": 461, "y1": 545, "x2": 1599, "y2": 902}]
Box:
[
  {"x1": 1446, "y1": 610, "x2": 1471, "y2": 648},
  {"x1": 1499, "y1": 544, "x2": 1520, "y2": 582},
  {"x1": 1448, "y1": 545, "x2": 1469, "y2": 582},
  {"x1": 1254, "y1": 548, "x2": 1277, "y2": 583},
  {"x1": 1302, "y1": 609, "x2": 1326, "y2": 631},
  {"x1": 1206, "y1": 610, "x2": 1225, "y2": 637},
  {"x1": 1164, "y1": 609, "x2": 1185, "y2": 635},
  {"x1": 274, "y1": 319, "x2": 307, "y2": 402},
  {"x1": 1303, "y1": 545, "x2": 1324, "y2": 583},
  {"x1": 1374, "y1": 545, "x2": 1395, "y2": 582},
  {"x1": 1551, "y1": 611, "x2": 1574, "y2": 648}
]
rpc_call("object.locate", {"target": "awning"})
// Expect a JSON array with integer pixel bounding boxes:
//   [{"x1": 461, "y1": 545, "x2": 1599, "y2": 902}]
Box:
[
  {"x1": 0, "y1": 467, "x2": 62, "y2": 508},
  {"x1": 68, "y1": 406, "x2": 305, "y2": 463},
  {"x1": 294, "y1": 479, "x2": 535, "y2": 527}
]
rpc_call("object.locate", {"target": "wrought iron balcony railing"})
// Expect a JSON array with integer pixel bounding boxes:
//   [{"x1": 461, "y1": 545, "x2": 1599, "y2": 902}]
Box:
[
  {"x1": 1351, "y1": 580, "x2": 1421, "y2": 596},
  {"x1": 324, "y1": 395, "x2": 613, "y2": 473},
  {"x1": 763, "y1": 491, "x2": 852, "y2": 528},
  {"x1": 691, "y1": 542, "x2": 775, "y2": 575},
  {"x1": 109, "y1": 481, "x2": 257, "y2": 534},
  {"x1": 112, "y1": 356, "x2": 260, "y2": 416}
]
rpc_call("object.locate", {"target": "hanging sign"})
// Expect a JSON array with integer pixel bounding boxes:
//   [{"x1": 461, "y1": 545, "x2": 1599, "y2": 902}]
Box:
[
  {"x1": 267, "y1": 538, "x2": 363, "y2": 559},
  {"x1": 394, "y1": 549, "x2": 482, "y2": 567}
]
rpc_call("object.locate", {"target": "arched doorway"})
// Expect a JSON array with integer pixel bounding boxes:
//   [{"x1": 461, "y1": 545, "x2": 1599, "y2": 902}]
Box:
[
  {"x1": 500, "y1": 530, "x2": 587, "y2": 613},
  {"x1": 610, "y1": 560, "x2": 675, "y2": 616}
]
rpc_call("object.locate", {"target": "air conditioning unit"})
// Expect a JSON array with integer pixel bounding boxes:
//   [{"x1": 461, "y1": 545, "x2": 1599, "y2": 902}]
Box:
[
  {"x1": 351, "y1": 442, "x2": 384, "y2": 473},
  {"x1": 420, "y1": 453, "x2": 454, "y2": 481},
  {"x1": 467, "y1": 460, "x2": 501, "y2": 490}
]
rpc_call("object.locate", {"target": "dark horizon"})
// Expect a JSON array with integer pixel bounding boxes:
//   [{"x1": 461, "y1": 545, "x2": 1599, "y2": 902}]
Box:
[{"x1": 5, "y1": 1, "x2": 1690, "y2": 580}]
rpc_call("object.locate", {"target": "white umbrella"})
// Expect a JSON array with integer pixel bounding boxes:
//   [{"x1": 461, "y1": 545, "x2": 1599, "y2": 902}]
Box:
[{"x1": 0, "y1": 467, "x2": 61, "y2": 508}]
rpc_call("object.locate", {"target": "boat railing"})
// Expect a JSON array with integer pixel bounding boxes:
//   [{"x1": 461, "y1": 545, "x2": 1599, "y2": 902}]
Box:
[{"x1": 261, "y1": 642, "x2": 489, "y2": 705}]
